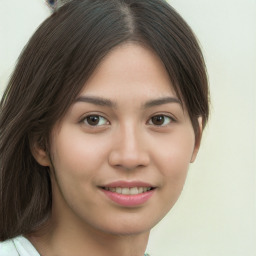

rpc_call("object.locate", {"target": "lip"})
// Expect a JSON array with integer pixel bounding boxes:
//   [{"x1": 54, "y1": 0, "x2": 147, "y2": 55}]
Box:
[{"x1": 99, "y1": 180, "x2": 156, "y2": 207}]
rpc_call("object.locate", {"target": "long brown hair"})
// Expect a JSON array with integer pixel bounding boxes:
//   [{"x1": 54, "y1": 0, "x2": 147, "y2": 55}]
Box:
[{"x1": 0, "y1": 0, "x2": 209, "y2": 240}]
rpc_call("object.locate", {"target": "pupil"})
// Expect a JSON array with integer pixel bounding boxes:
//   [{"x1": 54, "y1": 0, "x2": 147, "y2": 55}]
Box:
[
  {"x1": 88, "y1": 116, "x2": 99, "y2": 125},
  {"x1": 152, "y1": 116, "x2": 164, "y2": 125}
]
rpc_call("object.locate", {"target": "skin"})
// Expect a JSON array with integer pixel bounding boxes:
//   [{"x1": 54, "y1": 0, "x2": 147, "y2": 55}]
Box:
[{"x1": 31, "y1": 43, "x2": 202, "y2": 256}]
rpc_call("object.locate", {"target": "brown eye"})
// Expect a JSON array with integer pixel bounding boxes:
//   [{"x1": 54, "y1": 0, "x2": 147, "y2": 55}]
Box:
[
  {"x1": 83, "y1": 115, "x2": 109, "y2": 126},
  {"x1": 149, "y1": 115, "x2": 173, "y2": 126}
]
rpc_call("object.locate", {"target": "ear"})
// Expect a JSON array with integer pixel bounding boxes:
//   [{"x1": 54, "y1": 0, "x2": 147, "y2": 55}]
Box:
[
  {"x1": 190, "y1": 116, "x2": 203, "y2": 163},
  {"x1": 30, "y1": 136, "x2": 51, "y2": 167}
]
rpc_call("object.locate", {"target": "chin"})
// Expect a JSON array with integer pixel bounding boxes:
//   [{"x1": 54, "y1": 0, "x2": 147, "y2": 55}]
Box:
[
  {"x1": 94, "y1": 214, "x2": 160, "y2": 237},
  {"x1": 103, "y1": 226, "x2": 150, "y2": 237}
]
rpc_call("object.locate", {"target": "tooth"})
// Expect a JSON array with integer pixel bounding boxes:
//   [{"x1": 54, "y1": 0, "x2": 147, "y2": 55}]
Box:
[
  {"x1": 106, "y1": 187, "x2": 151, "y2": 195},
  {"x1": 130, "y1": 187, "x2": 139, "y2": 195},
  {"x1": 116, "y1": 187, "x2": 122, "y2": 194},
  {"x1": 121, "y1": 188, "x2": 130, "y2": 195},
  {"x1": 138, "y1": 187, "x2": 143, "y2": 193}
]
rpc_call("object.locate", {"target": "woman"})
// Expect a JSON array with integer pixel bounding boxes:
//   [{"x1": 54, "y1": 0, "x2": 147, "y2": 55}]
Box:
[{"x1": 0, "y1": 0, "x2": 209, "y2": 255}]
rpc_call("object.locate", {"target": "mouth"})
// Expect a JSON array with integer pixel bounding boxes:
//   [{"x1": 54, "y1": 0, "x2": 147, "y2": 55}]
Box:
[
  {"x1": 99, "y1": 181, "x2": 156, "y2": 206},
  {"x1": 101, "y1": 186, "x2": 155, "y2": 195},
  {"x1": 99, "y1": 182, "x2": 156, "y2": 207}
]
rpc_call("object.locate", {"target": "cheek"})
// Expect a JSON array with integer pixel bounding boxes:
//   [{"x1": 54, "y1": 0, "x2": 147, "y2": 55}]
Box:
[
  {"x1": 151, "y1": 127, "x2": 195, "y2": 182},
  {"x1": 50, "y1": 127, "x2": 110, "y2": 182},
  {"x1": 49, "y1": 127, "x2": 112, "y2": 212}
]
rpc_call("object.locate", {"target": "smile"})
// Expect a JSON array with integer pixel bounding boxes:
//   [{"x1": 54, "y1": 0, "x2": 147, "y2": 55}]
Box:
[
  {"x1": 102, "y1": 187, "x2": 153, "y2": 195},
  {"x1": 100, "y1": 183, "x2": 156, "y2": 207}
]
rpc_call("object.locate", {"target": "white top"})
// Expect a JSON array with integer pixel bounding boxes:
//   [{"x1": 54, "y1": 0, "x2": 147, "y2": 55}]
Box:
[
  {"x1": 0, "y1": 236, "x2": 40, "y2": 256},
  {"x1": 0, "y1": 236, "x2": 151, "y2": 256}
]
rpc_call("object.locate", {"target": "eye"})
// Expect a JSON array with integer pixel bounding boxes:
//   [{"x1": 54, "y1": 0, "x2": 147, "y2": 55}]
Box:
[
  {"x1": 81, "y1": 115, "x2": 109, "y2": 126},
  {"x1": 148, "y1": 115, "x2": 174, "y2": 126}
]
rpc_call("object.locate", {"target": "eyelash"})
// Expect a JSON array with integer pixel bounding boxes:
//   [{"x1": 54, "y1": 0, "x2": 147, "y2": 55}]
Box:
[{"x1": 79, "y1": 114, "x2": 176, "y2": 128}]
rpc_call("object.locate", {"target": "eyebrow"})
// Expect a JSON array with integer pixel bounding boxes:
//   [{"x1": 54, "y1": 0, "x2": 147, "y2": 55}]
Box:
[
  {"x1": 75, "y1": 96, "x2": 116, "y2": 108},
  {"x1": 75, "y1": 95, "x2": 182, "y2": 108},
  {"x1": 143, "y1": 97, "x2": 182, "y2": 108}
]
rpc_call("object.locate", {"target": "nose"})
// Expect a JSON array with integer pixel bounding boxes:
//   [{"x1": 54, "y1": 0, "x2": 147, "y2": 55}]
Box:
[{"x1": 108, "y1": 124, "x2": 150, "y2": 170}]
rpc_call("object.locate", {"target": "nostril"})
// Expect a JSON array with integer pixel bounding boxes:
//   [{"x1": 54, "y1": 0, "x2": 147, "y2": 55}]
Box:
[{"x1": 108, "y1": 150, "x2": 150, "y2": 170}]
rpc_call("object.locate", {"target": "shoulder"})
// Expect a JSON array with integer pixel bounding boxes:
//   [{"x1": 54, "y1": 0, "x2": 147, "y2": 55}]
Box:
[{"x1": 0, "y1": 236, "x2": 40, "y2": 256}]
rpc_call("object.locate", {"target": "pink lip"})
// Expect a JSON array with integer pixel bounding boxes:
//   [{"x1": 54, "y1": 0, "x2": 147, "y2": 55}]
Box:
[{"x1": 100, "y1": 181, "x2": 155, "y2": 207}]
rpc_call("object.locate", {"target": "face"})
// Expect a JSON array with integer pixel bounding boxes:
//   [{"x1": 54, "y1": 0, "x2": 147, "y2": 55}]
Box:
[{"x1": 37, "y1": 43, "x2": 200, "y2": 236}]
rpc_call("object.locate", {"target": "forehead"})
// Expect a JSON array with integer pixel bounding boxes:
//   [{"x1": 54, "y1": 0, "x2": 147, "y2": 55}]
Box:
[{"x1": 79, "y1": 43, "x2": 177, "y2": 101}]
